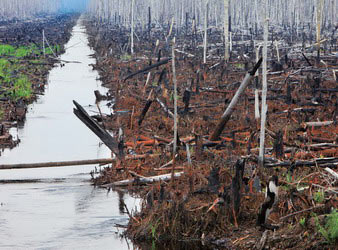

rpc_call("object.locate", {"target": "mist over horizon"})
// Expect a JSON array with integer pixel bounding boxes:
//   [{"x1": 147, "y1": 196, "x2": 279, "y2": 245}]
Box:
[{"x1": 59, "y1": 0, "x2": 89, "y2": 13}]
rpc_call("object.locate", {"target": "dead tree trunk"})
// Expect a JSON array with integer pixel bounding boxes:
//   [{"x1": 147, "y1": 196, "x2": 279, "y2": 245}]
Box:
[{"x1": 209, "y1": 58, "x2": 262, "y2": 141}]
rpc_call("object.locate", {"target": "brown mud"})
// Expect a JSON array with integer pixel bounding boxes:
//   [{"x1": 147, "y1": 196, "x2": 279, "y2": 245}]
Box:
[
  {"x1": 0, "y1": 14, "x2": 79, "y2": 150},
  {"x1": 84, "y1": 18, "x2": 337, "y2": 249}
]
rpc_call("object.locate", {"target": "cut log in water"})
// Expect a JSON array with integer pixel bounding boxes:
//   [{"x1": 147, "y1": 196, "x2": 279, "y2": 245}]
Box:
[{"x1": 0, "y1": 154, "x2": 161, "y2": 170}]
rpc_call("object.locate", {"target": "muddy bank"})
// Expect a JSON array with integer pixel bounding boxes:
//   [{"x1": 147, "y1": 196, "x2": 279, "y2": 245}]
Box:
[
  {"x1": 0, "y1": 14, "x2": 78, "y2": 150},
  {"x1": 84, "y1": 17, "x2": 337, "y2": 249}
]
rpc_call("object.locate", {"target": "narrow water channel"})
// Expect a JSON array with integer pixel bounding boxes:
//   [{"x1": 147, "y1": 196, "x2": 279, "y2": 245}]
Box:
[{"x1": 0, "y1": 18, "x2": 139, "y2": 249}]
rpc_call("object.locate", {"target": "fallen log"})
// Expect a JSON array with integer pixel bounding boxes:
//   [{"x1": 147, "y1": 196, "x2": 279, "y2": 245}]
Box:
[
  {"x1": 324, "y1": 167, "x2": 338, "y2": 179},
  {"x1": 0, "y1": 154, "x2": 161, "y2": 170},
  {"x1": 0, "y1": 158, "x2": 114, "y2": 170},
  {"x1": 101, "y1": 172, "x2": 184, "y2": 187},
  {"x1": 209, "y1": 58, "x2": 262, "y2": 141},
  {"x1": 307, "y1": 143, "x2": 338, "y2": 149},
  {"x1": 280, "y1": 205, "x2": 325, "y2": 221},
  {"x1": 124, "y1": 57, "x2": 171, "y2": 81},
  {"x1": 263, "y1": 157, "x2": 338, "y2": 168},
  {"x1": 305, "y1": 121, "x2": 334, "y2": 127},
  {"x1": 125, "y1": 140, "x2": 156, "y2": 147},
  {"x1": 314, "y1": 88, "x2": 338, "y2": 93},
  {"x1": 156, "y1": 97, "x2": 175, "y2": 118}
]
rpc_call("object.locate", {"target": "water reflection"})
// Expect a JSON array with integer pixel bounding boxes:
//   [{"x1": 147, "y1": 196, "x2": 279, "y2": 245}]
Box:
[{"x1": 0, "y1": 17, "x2": 140, "y2": 250}]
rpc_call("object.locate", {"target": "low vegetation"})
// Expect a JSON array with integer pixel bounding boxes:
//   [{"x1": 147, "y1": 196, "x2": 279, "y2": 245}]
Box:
[{"x1": 0, "y1": 43, "x2": 59, "y2": 101}]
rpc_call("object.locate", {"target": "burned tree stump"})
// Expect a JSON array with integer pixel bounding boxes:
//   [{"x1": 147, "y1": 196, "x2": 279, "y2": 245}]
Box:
[{"x1": 273, "y1": 130, "x2": 284, "y2": 159}]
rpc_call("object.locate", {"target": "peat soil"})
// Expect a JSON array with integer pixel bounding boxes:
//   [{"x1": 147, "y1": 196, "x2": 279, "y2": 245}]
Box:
[
  {"x1": 0, "y1": 14, "x2": 78, "y2": 150},
  {"x1": 85, "y1": 18, "x2": 337, "y2": 249}
]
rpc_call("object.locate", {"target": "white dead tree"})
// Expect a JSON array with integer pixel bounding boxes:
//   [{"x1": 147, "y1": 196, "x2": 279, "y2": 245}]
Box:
[
  {"x1": 131, "y1": 0, "x2": 135, "y2": 54},
  {"x1": 0, "y1": 0, "x2": 60, "y2": 21},
  {"x1": 172, "y1": 37, "x2": 178, "y2": 158},
  {"x1": 224, "y1": 0, "x2": 229, "y2": 61},
  {"x1": 203, "y1": 0, "x2": 209, "y2": 64},
  {"x1": 316, "y1": 0, "x2": 324, "y2": 61},
  {"x1": 259, "y1": 0, "x2": 269, "y2": 168},
  {"x1": 86, "y1": 0, "x2": 336, "y2": 41},
  {"x1": 254, "y1": 43, "x2": 262, "y2": 120}
]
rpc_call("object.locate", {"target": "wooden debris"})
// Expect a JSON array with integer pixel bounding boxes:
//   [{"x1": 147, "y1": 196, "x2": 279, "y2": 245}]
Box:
[{"x1": 102, "y1": 172, "x2": 184, "y2": 187}]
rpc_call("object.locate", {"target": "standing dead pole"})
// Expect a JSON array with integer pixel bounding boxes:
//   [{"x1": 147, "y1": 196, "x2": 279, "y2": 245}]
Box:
[
  {"x1": 259, "y1": 0, "x2": 269, "y2": 168},
  {"x1": 172, "y1": 37, "x2": 178, "y2": 156},
  {"x1": 131, "y1": 0, "x2": 135, "y2": 54},
  {"x1": 274, "y1": 41, "x2": 280, "y2": 62},
  {"x1": 166, "y1": 17, "x2": 174, "y2": 43},
  {"x1": 316, "y1": 0, "x2": 324, "y2": 63},
  {"x1": 148, "y1": 6, "x2": 151, "y2": 39},
  {"x1": 224, "y1": 0, "x2": 230, "y2": 61},
  {"x1": 255, "y1": 44, "x2": 262, "y2": 120},
  {"x1": 42, "y1": 29, "x2": 46, "y2": 58},
  {"x1": 203, "y1": 0, "x2": 209, "y2": 64},
  {"x1": 209, "y1": 58, "x2": 262, "y2": 141},
  {"x1": 171, "y1": 37, "x2": 178, "y2": 183}
]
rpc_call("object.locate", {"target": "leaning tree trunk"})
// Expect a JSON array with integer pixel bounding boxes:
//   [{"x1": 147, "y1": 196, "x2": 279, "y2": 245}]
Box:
[{"x1": 209, "y1": 58, "x2": 262, "y2": 141}]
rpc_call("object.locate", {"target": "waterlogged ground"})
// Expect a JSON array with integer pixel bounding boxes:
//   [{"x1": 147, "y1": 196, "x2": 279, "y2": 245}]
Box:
[{"x1": 0, "y1": 18, "x2": 140, "y2": 249}]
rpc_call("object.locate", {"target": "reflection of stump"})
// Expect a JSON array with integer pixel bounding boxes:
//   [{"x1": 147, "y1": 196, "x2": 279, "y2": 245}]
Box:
[{"x1": 94, "y1": 90, "x2": 104, "y2": 102}]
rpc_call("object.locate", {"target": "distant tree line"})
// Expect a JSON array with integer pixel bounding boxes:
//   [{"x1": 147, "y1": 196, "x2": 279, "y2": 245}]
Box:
[
  {"x1": 0, "y1": 0, "x2": 89, "y2": 21},
  {"x1": 87, "y1": 0, "x2": 337, "y2": 33},
  {"x1": 0, "y1": 0, "x2": 60, "y2": 21}
]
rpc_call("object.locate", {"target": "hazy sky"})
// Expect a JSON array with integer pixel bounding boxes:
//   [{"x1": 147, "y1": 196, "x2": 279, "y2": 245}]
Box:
[{"x1": 59, "y1": 0, "x2": 89, "y2": 13}]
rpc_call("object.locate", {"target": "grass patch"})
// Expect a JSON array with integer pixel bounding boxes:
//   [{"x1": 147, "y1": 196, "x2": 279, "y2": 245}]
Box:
[
  {"x1": 15, "y1": 45, "x2": 36, "y2": 57},
  {"x1": 0, "y1": 44, "x2": 15, "y2": 56},
  {"x1": 8, "y1": 75, "x2": 32, "y2": 100},
  {"x1": 0, "y1": 43, "x2": 60, "y2": 58},
  {"x1": 0, "y1": 59, "x2": 12, "y2": 83},
  {"x1": 0, "y1": 43, "x2": 60, "y2": 101},
  {"x1": 0, "y1": 108, "x2": 4, "y2": 120},
  {"x1": 120, "y1": 53, "x2": 132, "y2": 61},
  {"x1": 43, "y1": 44, "x2": 61, "y2": 56}
]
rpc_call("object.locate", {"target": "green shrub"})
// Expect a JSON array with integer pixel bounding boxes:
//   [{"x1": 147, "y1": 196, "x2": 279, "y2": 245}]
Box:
[
  {"x1": 120, "y1": 53, "x2": 132, "y2": 61},
  {"x1": 315, "y1": 209, "x2": 338, "y2": 244},
  {"x1": 314, "y1": 190, "x2": 324, "y2": 204}
]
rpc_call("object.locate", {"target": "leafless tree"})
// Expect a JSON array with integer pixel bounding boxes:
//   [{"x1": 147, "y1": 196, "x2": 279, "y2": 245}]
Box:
[{"x1": 0, "y1": 0, "x2": 60, "y2": 21}]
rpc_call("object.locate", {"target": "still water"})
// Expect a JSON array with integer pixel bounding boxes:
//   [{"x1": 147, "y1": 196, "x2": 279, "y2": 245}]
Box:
[{"x1": 0, "y1": 18, "x2": 139, "y2": 249}]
